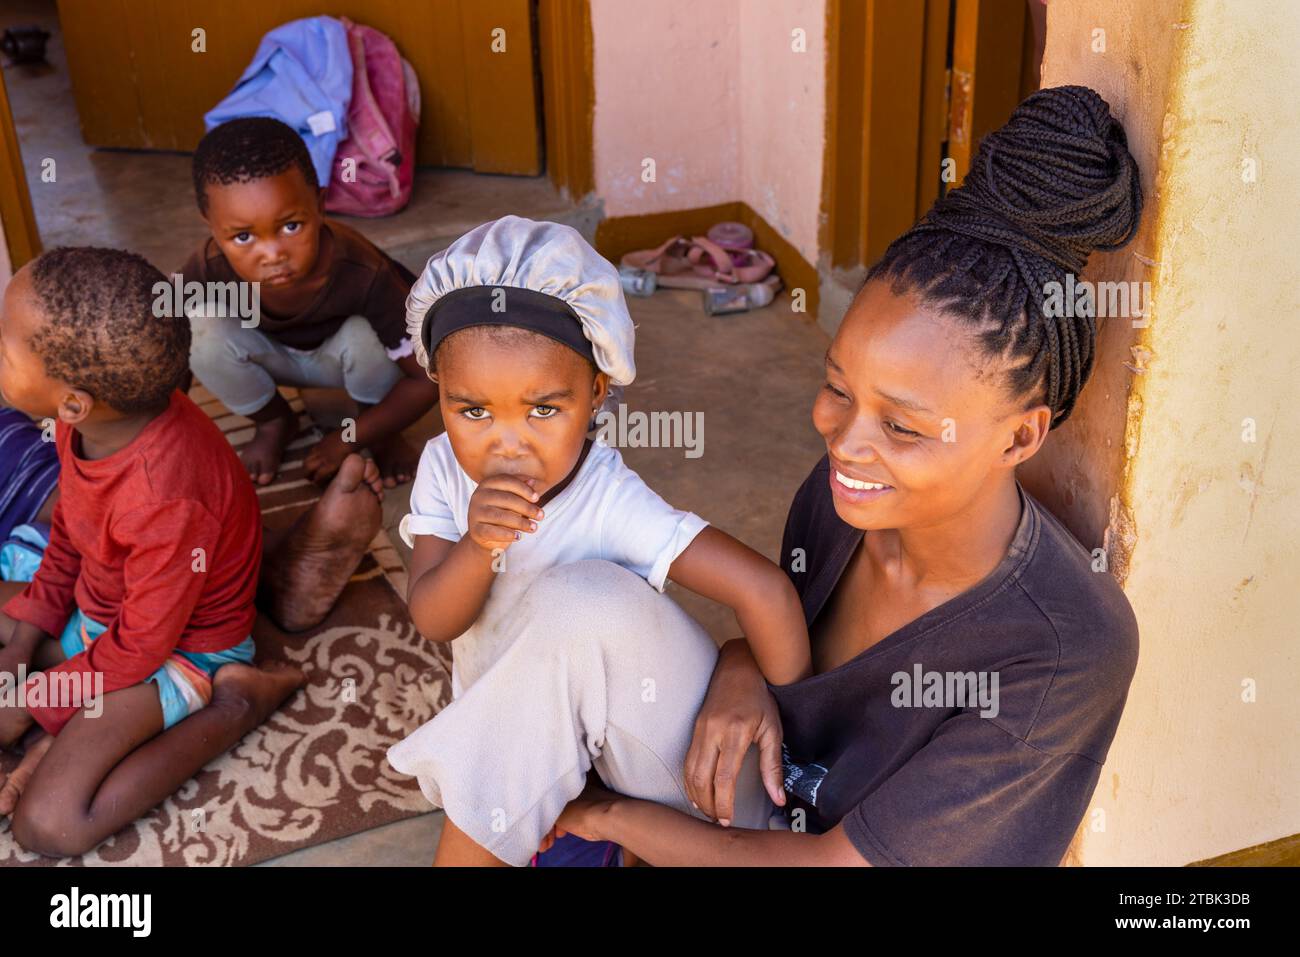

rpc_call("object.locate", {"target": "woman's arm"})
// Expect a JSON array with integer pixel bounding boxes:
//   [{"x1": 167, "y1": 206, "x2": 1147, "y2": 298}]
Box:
[
  {"x1": 668, "y1": 527, "x2": 812, "y2": 685},
  {"x1": 558, "y1": 783, "x2": 870, "y2": 867}
]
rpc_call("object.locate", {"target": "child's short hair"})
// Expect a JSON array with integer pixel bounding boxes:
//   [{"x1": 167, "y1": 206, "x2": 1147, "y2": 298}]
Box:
[
  {"x1": 192, "y1": 117, "x2": 319, "y2": 214},
  {"x1": 29, "y1": 247, "x2": 189, "y2": 413}
]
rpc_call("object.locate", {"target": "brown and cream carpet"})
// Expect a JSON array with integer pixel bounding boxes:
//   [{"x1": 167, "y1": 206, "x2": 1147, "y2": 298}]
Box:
[{"x1": 0, "y1": 386, "x2": 452, "y2": 866}]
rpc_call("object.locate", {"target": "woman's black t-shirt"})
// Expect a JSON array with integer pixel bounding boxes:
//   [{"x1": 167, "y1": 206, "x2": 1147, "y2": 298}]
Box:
[{"x1": 769, "y1": 456, "x2": 1139, "y2": 866}]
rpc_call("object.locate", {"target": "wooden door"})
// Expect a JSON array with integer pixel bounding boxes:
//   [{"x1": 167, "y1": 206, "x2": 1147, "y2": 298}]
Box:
[
  {"x1": 823, "y1": 0, "x2": 1039, "y2": 271},
  {"x1": 54, "y1": 0, "x2": 542, "y2": 175},
  {"x1": 947, "y1": 0, "x2": 1038, "y2": 186},
  {"x1": 0, "y1": 66, "x2": 41, "y2": 271}
]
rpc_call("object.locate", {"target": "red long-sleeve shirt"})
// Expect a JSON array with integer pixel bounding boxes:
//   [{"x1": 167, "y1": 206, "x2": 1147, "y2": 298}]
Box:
[{"x1": 3, "y1": 390, "x2": 261, "y2": 734}]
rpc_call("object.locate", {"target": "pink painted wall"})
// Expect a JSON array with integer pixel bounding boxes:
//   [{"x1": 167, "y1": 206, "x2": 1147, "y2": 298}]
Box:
[
  {"x1": 589, "y1": 0, "x2": 825, "y2": 266},
  {"x1": 737, "y1": 3, "x2": 825, "y2": 268}
]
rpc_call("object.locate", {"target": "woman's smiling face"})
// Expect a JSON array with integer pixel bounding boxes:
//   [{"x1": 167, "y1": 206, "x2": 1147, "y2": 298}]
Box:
[{"x1": 813, "y1": 278, "x2": 1050, "y2": 531}]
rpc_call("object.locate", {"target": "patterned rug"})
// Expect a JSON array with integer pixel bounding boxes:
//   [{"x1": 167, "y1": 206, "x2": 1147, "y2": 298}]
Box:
[{"x1": 0, "y1": 386, "x2": 452, "y2": 866}]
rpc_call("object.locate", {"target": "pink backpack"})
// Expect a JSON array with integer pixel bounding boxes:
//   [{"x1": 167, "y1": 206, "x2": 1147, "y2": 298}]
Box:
[{"x1": 323, "y1": 18, "x2": 419, "y2": 217}]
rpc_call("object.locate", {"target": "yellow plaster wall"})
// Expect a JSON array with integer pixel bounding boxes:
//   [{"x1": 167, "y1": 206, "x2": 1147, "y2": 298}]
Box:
[{"x1": 1043, "y1": 0, "x2": 1299, "y2": 865}]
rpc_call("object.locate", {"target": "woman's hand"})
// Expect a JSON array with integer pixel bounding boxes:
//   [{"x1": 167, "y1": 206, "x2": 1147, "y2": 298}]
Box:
[{"x1": 685, "y1": 638, "x2": 787, "y2": 825}]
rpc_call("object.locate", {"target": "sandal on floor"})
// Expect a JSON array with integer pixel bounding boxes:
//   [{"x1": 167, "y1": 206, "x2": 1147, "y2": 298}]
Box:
[{"x1": 622, "y1": 233, "x2": 775, "y2": 290}]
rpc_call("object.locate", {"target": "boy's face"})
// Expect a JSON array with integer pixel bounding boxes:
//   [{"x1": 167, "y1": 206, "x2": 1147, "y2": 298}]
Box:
[
  {"x1": 436, "y1": 328, "x2": 609, "y2": 498},
  {"x1": 0, "y1": 265, "x2": 69, "y2": 419},
  {"x1": 201, "y1": 167, "x2": 324, "y2": 288}
]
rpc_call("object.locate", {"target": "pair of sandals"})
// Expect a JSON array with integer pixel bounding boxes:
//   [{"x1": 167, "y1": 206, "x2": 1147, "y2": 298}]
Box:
[{"x1": 621, "y1": 223, "x2": 779, "y2": 293}]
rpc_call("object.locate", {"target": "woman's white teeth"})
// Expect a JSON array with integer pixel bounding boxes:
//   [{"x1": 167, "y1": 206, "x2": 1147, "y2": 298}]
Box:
[{"x1": 835, "y1": 470, "x2": 890, "y2": 491}]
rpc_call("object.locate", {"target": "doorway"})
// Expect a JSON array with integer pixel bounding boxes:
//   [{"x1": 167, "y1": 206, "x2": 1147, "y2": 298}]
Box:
[{"x1": 821, "y1": 0, "x2": 1043, "y2": 276}]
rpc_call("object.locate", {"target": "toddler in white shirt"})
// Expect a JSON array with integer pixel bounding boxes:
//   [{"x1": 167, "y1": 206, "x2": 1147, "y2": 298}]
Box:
[{"x1": 388, "y1": 216, "x2": 807, "y2": 865}]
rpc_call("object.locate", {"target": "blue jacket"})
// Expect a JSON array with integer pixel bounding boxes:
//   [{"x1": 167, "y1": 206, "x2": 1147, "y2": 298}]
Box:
[{"x1": 204, "y1": 16, "x2": 352, "y2": 184}]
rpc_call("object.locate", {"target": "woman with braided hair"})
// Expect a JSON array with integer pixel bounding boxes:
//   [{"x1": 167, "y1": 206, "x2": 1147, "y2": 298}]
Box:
[{"x1": 548, "y1": 86, "x2": 1144, "y2": 865}]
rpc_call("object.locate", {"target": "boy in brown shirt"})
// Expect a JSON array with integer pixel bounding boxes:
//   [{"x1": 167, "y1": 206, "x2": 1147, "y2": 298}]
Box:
[{"x1": 182, "y1": 117, "x2": 438, "y2": 487}]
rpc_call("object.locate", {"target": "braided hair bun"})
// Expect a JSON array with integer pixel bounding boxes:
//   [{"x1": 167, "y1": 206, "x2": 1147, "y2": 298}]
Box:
[{"x1": 867, "y1": 85, "x2": 1143, "y2": 427}]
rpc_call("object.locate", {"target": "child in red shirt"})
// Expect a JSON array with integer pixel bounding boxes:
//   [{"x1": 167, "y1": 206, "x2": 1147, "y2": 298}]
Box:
[{"x1": 0, "y1": 247, "x2": 305, "y2": 857}]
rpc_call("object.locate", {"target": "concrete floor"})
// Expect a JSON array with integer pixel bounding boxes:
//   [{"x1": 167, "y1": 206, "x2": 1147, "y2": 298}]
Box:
[{"x1": 2, "y1": 0, "x2": 831, "y2": 865}]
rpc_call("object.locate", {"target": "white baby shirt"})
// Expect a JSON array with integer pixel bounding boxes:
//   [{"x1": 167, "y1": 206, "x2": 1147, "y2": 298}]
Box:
[{"x1": 398, "y1": 433, "x2": 708, "y2": 697}]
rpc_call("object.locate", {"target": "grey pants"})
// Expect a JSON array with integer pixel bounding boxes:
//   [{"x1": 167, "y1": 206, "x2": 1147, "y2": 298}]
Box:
[
  {"x1": 188, "y1": 314, "x2": 402, "y2": 416},
  {"x1": 387, "y1": 560, "x2": 776, "y2": 866}
]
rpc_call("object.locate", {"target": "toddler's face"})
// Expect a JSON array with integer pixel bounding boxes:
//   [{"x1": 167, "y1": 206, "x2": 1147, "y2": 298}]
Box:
[
  {"x1": 436, "y1": 327, "x2": 609, "y2": 498},
  {"x1": 202, "y1": 167, "x2": 324, "y2": 290},
  {"x1": 0, "y1": 266, "x2": 65, "y2": 419}
]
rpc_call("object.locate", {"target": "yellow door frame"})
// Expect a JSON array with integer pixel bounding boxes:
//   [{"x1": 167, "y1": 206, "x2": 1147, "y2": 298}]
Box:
[
  {"x1": 0, "y1": 66, "x2": 41, "y2": 271},
  {"x1": 538, "y1": 0, "x2": 595, "y2": 200},
  {"x1": 821, "y1": 0, "x2": 1033, "y2": 274}
]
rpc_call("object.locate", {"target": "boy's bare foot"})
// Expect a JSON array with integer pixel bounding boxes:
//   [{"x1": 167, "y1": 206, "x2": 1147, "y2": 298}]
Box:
[
  {"x1": 259, "y1": 454, "x2": 382, "y2": 632},
  {"x1": 0, "y1": 730, "x2": 52, "y2": 817},
  {"x1": 211, "y1": 660, "x2": 306, "y2": 725},
  {"x1": 372, "y1": 432, "x2": 419, "y2": 488},
  {"x1": 241, "y1": 395, "x2": 298, "y2": 486}
]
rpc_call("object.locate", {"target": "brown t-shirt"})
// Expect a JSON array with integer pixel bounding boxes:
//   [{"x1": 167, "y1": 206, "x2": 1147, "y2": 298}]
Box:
[{"x1": 179, "y1": 220, "x2": 416, "y2": 352}]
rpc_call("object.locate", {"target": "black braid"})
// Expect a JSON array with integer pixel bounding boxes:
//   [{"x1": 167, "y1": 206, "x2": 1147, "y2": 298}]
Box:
[{"x1": 866, "y1": 85, "x2": 1143, "y2": 428}]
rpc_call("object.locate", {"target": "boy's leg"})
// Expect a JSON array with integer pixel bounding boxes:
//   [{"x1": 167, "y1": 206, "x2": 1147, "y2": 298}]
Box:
[
  {"x1": 188, "y1": 315, "x2": 302, "y2": 484},
  {"x1": 0, "y1": 727, "x2": 53, "y2": 814},
  {"x1": 10, "y1": 661, "x2": 303, "y2": 858},
  {"x1": 320, "y1": 316, "x2": 403, "y2": 412},
  {"x1": 321, "y1": 317, "x2": 417, "y2": 485},
  {"x1": 358, "y1": 402, "x2": 419, "y2": 487},
  {"x1": 0, "y1": 600, "x2": 65, "y2": 812},
  {"x1": 389, "y1": 559, "x2": 773, "y2": 867}
]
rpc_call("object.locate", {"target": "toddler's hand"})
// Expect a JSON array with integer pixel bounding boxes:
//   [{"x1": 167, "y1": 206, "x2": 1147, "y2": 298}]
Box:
[{"x1": 466, "y1": 474, "x2": 545, "y2": 555}]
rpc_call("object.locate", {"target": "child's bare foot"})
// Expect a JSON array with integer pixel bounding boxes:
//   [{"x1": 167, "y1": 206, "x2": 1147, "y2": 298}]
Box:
[
  {"x1": 212, "y1": 660, "x2": 306, "y2": 726},
  {"x1": 372, "y1": 432, "x2": 419, "y2": 488},
  {"x1": 0, "y1": 730, "x2": 52, "y2": 817},
  {"x1": 241, "y1": 395, "x2": 297, "y2": 485},
  {"x1": 259, "y1": 454, "x2": 382, "y2": 632}
]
